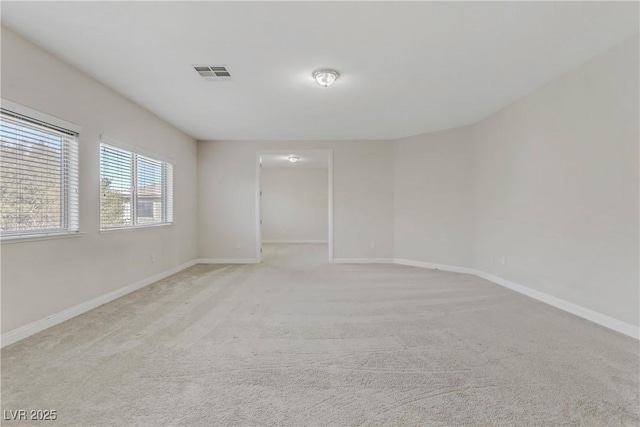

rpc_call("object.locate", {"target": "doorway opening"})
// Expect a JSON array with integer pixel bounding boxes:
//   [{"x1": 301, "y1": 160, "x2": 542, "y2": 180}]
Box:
[{"x1": 256, "y1": 150, "x2": 333, "y2": 263}]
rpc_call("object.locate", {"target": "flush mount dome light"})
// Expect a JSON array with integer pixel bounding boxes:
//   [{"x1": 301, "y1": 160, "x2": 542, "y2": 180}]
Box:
[
  {"x1": 313, "y1": 69, "x2": 339, "y2": 87},
  {"x1": 288, "y1": 155, "x2": 300, "y2": 163}
]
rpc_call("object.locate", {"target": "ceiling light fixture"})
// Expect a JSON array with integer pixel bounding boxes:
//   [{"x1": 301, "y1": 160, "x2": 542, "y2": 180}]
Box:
[
  {"x1": 313, "y1": 69, "x2": 339, "y2": 87},
  {"x1": 288, "y1": 155, "x2": 300, "y2": 163}
]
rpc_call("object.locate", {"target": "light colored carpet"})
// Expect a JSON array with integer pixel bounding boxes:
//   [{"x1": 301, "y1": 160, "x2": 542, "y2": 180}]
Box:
[{"x1": 2, "y1": 244, "x2": 638, "y2": 426}]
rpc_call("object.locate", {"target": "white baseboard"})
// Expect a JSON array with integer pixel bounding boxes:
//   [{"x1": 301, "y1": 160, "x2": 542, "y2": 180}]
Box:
[
  {"x1": 331, "y1": 258, "x2": 394, "y2": 264},
  {"x1": 473, "y1": 270, "x2": 639, "y2": 340},
  {"x1": 196, "y1": 258, "x2": 259, "y2": 264},
  {"x1": 393, "y1": 258, "x2": 639, "y2": 340},
  {"x1": 263, "y1": 240, "x2": 328, "y2": 244},
  {"x1": 1, "y1": 259, "x2": 198, "y2": 348},
  {"x1": 394, "y1": 258, "x2": 476, "y2": 275}
]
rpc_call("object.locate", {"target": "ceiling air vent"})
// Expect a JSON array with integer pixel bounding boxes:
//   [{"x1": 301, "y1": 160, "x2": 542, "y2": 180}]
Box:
[{"x1": 194, "y1": 65, "x2": 232, "y2": 81}]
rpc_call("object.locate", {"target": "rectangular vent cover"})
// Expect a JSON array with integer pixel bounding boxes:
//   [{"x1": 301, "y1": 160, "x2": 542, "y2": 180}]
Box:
[{"x1": 194, "y1": 65, "x2": 232, "y2": 81}]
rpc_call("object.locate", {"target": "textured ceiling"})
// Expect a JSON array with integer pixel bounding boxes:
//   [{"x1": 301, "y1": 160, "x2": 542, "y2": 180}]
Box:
[
  {"x1": 2, "y1": 2, "x2": 638, "y2": 140},
  {"x1": 261, "y1": 152, "x2": 329, "y2": 169}
]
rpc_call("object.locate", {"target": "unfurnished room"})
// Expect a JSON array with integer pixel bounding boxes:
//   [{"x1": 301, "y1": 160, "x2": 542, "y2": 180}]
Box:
[{"x1": 0, "y1": 1, "x2": 639, "y2": 426}]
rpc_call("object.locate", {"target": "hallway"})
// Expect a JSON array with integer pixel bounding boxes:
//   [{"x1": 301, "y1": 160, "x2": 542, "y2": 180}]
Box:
[{"x1": 261, "y1": 243, "x2": 329, "y2": 267}]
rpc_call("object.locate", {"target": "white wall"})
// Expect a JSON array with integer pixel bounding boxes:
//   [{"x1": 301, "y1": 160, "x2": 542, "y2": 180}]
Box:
[
  {"x1": 0, "y1": 27, "x2": 198, "y2": 333},
  {"x1": 392, "y1": 36, "x2": 639, "y2": 328},
  {"x1": 197, "y1": 140, "x2": 393, "y2": 260},
  {"x1": 393, "y1": 126, "x2": 474, "y2": 266},
  {"x1": 472, "y1": 36, "x2": 639, "y2": 327},
  {"x1": 261, "y1": 168, "x2": 328, "y2": 242}
]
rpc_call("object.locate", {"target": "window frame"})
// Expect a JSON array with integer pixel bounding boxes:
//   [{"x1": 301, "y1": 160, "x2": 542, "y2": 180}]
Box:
[
  {"x1": 0, "y1": 100, "x2": 81, "y2": 243},
  {"x1": 99, "y1": 136, "x2": 174, "y2": 233}
]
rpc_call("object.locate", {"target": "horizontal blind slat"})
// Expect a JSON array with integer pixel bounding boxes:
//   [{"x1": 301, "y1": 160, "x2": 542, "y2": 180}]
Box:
[{"x1": 0, "y1": 109, "x2": 78, "y2": 137}]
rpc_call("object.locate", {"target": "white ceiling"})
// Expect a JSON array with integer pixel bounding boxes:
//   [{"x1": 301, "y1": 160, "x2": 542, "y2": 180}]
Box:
[
  {"x1": 1, "y1": 2, "x2": 638, "y2": 141},
  {"x1": 261, "y1": 152, "x2": 328, "y2": 169}
]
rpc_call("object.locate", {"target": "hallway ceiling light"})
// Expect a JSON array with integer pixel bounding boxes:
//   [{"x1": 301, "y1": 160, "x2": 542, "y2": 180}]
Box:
[
  {"x1": 313, "y1": 69, "x2": 339, "y2": 87},
  {"x1": 288, "y1": 155, "x2": 300, "y2": 163}
]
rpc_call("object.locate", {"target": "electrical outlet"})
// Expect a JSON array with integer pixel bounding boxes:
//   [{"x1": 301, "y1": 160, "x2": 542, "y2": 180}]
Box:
[
  {"x1": 151, "y1": 253, "x2": 156, "y2": 263},
  {"x1": 369, "y1": 241, "x2": 376, "y2": 249},
  {"x1": 500, "y1": 256, "x2": 506, "y2": 265},
  {"x1": 235, "y1": 243, "x2": 241, "y2": 249}
]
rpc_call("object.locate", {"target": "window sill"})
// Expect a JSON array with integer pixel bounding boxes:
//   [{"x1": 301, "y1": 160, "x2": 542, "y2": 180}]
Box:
[
  {"x1": 99, "y1": 223, "x2": 174, "y2": 234},
  {"x1": 1, "y1": 231, "x2": 84, "y2": 245}
]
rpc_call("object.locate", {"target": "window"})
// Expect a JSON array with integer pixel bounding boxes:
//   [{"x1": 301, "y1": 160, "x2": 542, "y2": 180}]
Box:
[
  {"x1": 100, "y1": 142, "x2": 173, "y2": 230},
  {"x1": 0, "y1": 109, "x2": 79, "y2": 239}
]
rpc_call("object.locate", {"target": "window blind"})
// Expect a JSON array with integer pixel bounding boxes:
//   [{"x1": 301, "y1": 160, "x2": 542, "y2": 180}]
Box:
[
  {"x1": 100, "y1": 144, "x2": 133, "y2": 228},
  {"x1": 0, "y1": 110, "x2": 79, "y2": 238},
  {"x1": 165, "y1": 163, "x2": 173, "y2": 223},
  {"x1": 100, "y1": 142, "x2": 173, "y2": 230}
]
